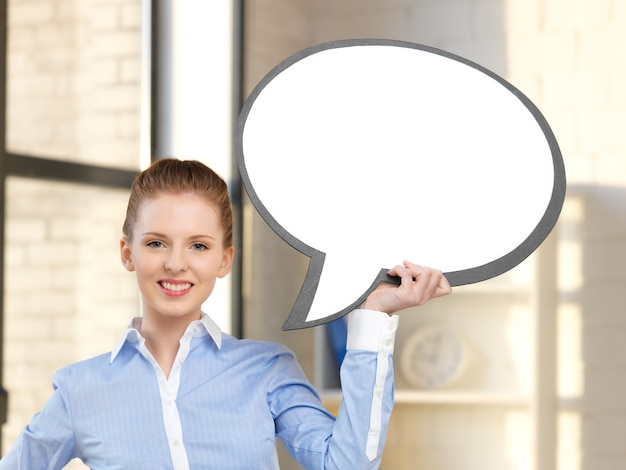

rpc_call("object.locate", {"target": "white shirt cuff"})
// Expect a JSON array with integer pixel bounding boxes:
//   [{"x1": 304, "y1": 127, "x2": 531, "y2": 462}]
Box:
[{"x1": 346, "y1": 309, "x2": 399, "y2": 353}]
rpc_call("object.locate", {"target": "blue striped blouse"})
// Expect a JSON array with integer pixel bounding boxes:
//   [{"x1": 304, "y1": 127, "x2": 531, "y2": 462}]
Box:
[{"x1": 0, "y1": 310, "x2": 398, "y2": 469}]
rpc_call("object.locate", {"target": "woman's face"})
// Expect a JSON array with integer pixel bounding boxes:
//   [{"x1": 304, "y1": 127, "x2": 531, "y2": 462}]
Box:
[{"x1": 120, "y1": 192, "x2": 234, "y2": 322}]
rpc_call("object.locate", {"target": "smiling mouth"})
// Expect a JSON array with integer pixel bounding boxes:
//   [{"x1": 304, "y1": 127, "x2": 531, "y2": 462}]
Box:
[{"x1": 159, "y1": 281, "x2": 192, "y2": 294}]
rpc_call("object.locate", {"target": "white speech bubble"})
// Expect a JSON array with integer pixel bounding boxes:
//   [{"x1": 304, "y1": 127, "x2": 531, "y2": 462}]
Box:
[{"x1": 236, "y1": 39, "x2": 566, "y2": 330}]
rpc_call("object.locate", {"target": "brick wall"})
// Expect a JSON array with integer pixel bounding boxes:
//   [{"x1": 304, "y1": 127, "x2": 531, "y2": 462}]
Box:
[
  {"x1": 7, "y1": 0, "x2": 141, "y2": 168},
  {"x1": 2, "y1": 1, "x2": 142, "y2": 468},
  {"x1": 2, "y1": 179, "x2": 137, "y2": 469}
]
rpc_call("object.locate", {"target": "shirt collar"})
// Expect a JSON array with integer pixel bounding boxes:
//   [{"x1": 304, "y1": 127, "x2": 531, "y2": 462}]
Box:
[{"x1": 109, "y1": 312, "x2": 223, "y2": 364}]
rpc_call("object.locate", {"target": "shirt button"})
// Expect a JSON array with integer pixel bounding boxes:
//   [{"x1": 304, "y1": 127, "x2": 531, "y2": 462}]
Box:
[
  {"x1": 172, "y1": 439, "x2": 181, "y2": 446},
  {"x1": 375, "y1": 387, "x2": 383, "y2": 397}
]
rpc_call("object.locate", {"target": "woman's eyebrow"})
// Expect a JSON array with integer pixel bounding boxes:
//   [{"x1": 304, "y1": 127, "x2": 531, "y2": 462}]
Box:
[
  {"x1": 140, "y1": 231, "x2": 167, "y2": 238},
  {"x1": 141, "y1": 232, "x2": 216, "y2": 241},
  {"x1": 188, "y1": 234, "x2": 216, "y2": 241}
]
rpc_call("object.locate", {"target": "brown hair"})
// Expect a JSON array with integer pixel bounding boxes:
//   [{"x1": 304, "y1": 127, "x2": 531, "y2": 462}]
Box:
[{"x1": 122, "y1": 158, "x2": 233, "y2": 247}]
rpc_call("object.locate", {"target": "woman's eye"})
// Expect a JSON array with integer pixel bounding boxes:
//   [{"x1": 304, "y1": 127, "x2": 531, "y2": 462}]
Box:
[
  {"x1": 147, "y1": 241, "x2": 163, "y2": 248},
  {"x1": 192, "y1": 243, "x2": 207, "y2": 251}
]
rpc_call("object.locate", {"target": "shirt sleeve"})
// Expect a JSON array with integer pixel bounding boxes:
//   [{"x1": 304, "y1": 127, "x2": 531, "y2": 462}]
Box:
[
  {"x1": 272, "y1": 309, "x2": 399, "y2": 469},
  {"x1": 341, "y1": 309, "x2": 399, "y2": 462},
  {"x1": 0, "y1": 373, "x2": 76, "y2": 470}
]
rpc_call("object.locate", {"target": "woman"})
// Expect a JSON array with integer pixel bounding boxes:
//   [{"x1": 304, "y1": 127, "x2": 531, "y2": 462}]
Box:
[{"x1": 1, "y1": 158, "x2": 451, "y2": 469}]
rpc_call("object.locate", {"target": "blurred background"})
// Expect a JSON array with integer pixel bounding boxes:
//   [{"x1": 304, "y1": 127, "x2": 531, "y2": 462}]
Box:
[{"x1": 0, "y1": 0, "x2": 625, "y2": 469}]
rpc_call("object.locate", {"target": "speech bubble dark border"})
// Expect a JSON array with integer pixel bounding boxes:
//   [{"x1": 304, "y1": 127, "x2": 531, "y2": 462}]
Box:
[{"x1": 235, "y1": 38, "x2": 566, "y2": 330}]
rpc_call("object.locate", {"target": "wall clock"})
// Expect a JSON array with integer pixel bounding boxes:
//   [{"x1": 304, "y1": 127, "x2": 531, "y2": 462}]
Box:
[{"x1": 400, "y1": 325, "x2": 469, "y2": 390}]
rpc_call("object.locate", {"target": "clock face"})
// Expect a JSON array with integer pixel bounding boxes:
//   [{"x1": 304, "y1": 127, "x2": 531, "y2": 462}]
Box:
[{"x1": 400, "y1": 325, "x2": 468, "y2": 389}]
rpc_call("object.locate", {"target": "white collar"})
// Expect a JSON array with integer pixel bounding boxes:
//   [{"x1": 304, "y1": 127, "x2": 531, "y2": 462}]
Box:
[{"x1": 109, "y1": 312, "x2": 223, "y2": 363}]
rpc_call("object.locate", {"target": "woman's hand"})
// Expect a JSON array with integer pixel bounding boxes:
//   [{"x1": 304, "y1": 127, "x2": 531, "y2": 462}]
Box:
[{"x1": 359, "y1": 261, "x2": 452, "y2": 315}]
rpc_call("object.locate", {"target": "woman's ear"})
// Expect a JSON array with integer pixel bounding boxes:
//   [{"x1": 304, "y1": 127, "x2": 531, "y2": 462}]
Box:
[
  {"x1": 217, "y1": 246, "x2": 235, "y2": 278},
  {"x1": 120, "y1": 237, "x2": 135, "y2": 272}
]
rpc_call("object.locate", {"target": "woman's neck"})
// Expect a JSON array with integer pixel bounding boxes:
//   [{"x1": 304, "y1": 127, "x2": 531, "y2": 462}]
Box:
[{"x1": 140, "y1": 313, "x2": 199, "y2": 379}]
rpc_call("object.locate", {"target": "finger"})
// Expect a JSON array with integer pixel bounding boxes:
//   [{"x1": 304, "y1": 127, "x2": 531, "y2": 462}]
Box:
[
  {"x1": 403, "y1": 263, "x2": 449, "y2": 304},
  {"x1": 388, "y1": 263, "x2": 413, "y2": 286},
  {"x1": 434, "y1": 273, "x2": 453, "y2": 298},
  {"x1": 416, "y1": 269, "x2": 441, "y2": 305}
]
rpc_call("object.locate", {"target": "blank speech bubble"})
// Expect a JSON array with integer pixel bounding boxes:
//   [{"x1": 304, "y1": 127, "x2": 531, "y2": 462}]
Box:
[{"x1": 236, "y1": 39, "x2": 566, "y2": 330}]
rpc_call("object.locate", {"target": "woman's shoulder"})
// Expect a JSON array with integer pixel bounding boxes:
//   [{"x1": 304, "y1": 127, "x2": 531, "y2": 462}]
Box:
[
  {"x1": 220, "y1": 334, "x2": 297, "y2": 362},
  {"x1": 52, "y1": 351, "x2": 115, "y2": 385},
  {"x1": 222, "y1": 333, "x2": 291, "y2": 351},
  {"x1": 60, "y1": 351, "x2": 112, "y2": 370}
]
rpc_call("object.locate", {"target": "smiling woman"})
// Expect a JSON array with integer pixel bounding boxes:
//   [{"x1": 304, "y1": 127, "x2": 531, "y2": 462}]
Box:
[
  {"x1": 120, "y1": 190, "x2": 235, "y2": 376},
  {"x1": 0, "y1": 158, "x2": 451, "y2": 469}
]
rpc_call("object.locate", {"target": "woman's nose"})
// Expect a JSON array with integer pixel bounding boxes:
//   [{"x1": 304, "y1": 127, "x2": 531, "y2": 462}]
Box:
[{"x1": 164, "y1": 249, "x2": 187, "y2": 272}]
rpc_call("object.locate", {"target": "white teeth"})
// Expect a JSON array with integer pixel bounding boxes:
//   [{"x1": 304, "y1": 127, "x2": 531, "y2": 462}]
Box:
[{"x1": 161, "y1": 281, "x2": 191, "y2": 292}]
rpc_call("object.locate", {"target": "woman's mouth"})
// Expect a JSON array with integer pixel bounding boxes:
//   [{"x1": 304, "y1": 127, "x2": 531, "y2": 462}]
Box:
[{"x1": 159, "y1": 281, "x2": 193, "y2": 296}]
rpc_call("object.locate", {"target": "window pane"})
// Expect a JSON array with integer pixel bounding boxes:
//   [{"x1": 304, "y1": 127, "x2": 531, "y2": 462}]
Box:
[
  {"x1": 2, "y1": 177, "x2": 138, "y2": 461},
  {"x1": 6, "y1": 0, "x2": 143, "y2": 170}
]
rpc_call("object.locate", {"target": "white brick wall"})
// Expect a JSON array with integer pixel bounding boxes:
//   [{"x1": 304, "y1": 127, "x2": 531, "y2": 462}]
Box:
[
  {"x1": 7, "y1": 0, "x2": 141, "y2": 169},
  {"x1": 2, "y1": 179, "x2": 138, "y2": 469},
  {"x1": 2, "y1": 2, "x2": 142, "y2": 469}
]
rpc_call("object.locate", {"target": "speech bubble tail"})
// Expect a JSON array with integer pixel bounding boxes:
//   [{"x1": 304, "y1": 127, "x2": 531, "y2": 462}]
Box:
[
  {"x1": 281, "y1": 252, "x2": 325, "y2": 330},
  {"x1": 282, "y1": 308, "x2": 353, "y2": 331},
  {"x1": 281, "y1": 290, "x2": 360, "y2": 331},
  {"x1": 282, "y1": 268, "x2": 392, "y2": 330}
]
